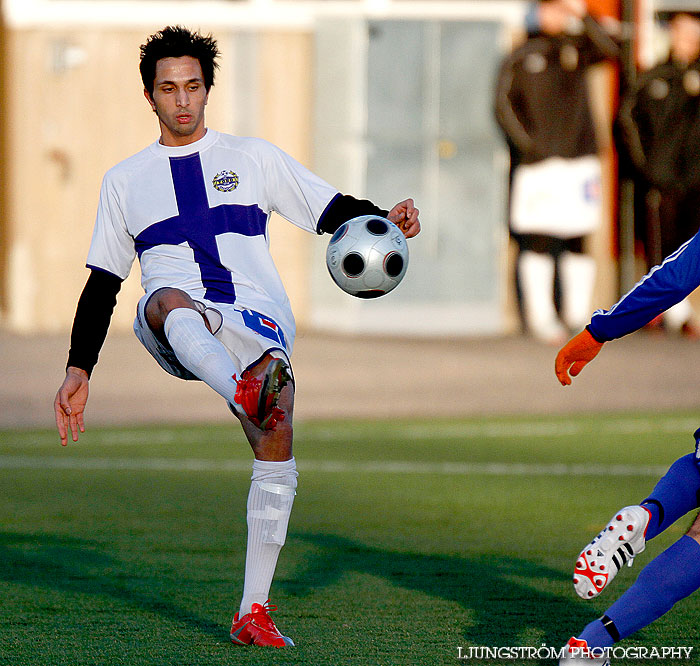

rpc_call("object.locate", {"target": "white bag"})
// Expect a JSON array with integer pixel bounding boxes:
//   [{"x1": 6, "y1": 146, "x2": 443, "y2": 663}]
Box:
[{"x1": 510, "y1": 155, "x2": 602, "y2": 237}]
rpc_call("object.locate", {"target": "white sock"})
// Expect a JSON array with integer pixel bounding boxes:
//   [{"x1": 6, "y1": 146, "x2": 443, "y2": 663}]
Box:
[
  {"x1": 559, "y1": 251, "x2": 596, "y2": 330},
  {"x1": 163, "y1": 307, "x2": 242, "y2": 406},
  {"x1": 239, "y1": 457, "x2": 298, "y2": 617},
  {"x1": 664, "y1": 299, "x2": 693, "y2": 331},
  {"x1": 519, "y1": 251, "x2": 564, "y2": 342}
]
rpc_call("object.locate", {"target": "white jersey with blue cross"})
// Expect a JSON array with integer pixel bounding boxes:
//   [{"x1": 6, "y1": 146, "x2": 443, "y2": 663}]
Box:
[{"x1": 86, "y1": 129, "x2": 339, "y2": 337}]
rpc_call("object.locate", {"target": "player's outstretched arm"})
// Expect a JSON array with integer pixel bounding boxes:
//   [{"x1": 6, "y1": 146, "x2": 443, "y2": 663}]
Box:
[
  {"x1": 554, "y1": 328, "x2": 604, "y2": 386},
  {"x1": 54, "y1": 269, "x2": 122, "y2": 445},
  {"x1": 387, "y1": 199, "x2": 420, "y2": 238},
  {"x1": 54, "y1": 367, "x2": 90, "y2": 446}
]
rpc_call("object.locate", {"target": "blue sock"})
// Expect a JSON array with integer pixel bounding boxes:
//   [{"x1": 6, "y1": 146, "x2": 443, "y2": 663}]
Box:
[
  {"x1": 580, "y1": 536, "x2": 700, "y2": 647},
  {"x1": 578, "y1": 616, "x2": 615, "y2": 649},
  {"x1": 642, "y1": 453, "x2": 700, "y2": 540},
  {"x1": 608, "y1": 536, "x2": 700, "y2": 639}
]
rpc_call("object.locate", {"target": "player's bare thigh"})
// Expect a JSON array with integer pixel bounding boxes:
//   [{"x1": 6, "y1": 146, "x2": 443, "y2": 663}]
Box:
[
  {"x1": 237, "y1": 355, "x2": 294, "y2": 462},
  {"x1": 144, "y1": 287, "x2": 212, "y2": 338},
  {"x1": 686, "y1": 511, "x2": 700, "y2": 546}
]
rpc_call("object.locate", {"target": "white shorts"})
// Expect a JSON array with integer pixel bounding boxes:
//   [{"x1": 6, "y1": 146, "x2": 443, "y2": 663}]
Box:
[
  {"x1": 510, "y1": 155, "x2": 602, "y2": 238},
  {"x1": 133, "y1": 291, "x2": 293, "y2": 382}
]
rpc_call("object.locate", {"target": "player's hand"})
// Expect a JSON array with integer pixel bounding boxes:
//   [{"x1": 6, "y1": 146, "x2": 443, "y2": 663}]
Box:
[
  {"x1": 554, "y1": 329, "x2": 604, "y2": 386},
  {"x1": 54, "y1": 367, "x2": 90, "y2": 446},
  {"x1": 388, "y1": 199, "x2": 420, "y2": 239}
]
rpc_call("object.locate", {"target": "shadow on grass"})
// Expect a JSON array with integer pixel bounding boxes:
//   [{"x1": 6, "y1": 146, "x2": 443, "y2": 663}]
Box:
[
  {"x1": 0, "y1": 531, "x2": 225, "y2": 642},
  {"x1": 0, "y1": 528, "x2": 601, "y2": 662},
  {"x1": 286, "y1": 533, "x2": 596, "y2": 654}
]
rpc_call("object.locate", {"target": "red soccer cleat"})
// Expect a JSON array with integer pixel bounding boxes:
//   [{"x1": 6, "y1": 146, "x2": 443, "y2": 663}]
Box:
[
  {"x1": 229, "y1": 601, "x2": 295, "y2": 647},
  {"x1": 559, "y1": 637, "x2": 610, "y2": 665},
  {"x1": 232, "y1": 358, "x2": 291, "y2": 431}
]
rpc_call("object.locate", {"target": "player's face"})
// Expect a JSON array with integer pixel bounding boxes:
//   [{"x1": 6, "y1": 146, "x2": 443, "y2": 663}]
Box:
[{"x1": 145, "y1": 56, "x2": 209, "y2": 146}]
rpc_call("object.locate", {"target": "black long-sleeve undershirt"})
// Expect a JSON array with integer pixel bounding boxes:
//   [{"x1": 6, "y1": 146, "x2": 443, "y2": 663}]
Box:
[
  {"x1": 66, "y1": 269, "x2": 123, "y2": 378},
  {"x1": 317, "y1": 194, "x2": 389, "y2": 235}
]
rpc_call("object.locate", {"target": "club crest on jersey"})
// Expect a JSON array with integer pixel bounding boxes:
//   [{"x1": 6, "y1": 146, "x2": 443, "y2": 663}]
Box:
[{"x1": 212, "y1": 170, "x2": 239, "y2": 192}]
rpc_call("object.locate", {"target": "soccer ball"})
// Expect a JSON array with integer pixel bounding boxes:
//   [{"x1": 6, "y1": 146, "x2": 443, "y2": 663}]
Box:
[{"x1": 326, "y1": 215, "x2": 409, "y2": 298}]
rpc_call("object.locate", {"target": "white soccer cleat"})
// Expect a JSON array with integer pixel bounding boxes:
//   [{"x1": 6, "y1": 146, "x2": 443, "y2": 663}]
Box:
[
  {"x1": 559, "y1": 637, "x2": 610, "y2": 665},
  {"x1": 573, "y1": 505, "x2": 650, "y2": 599}
]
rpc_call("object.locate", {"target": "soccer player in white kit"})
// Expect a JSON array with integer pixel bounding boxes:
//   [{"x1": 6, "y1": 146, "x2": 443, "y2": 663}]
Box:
[{"x1": 53, "y1": 26, "x2": 420, "y2": 648}]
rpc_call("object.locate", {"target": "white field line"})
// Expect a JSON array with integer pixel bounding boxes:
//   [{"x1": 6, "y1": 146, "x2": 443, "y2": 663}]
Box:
[
  {"x1": 384, "y1": 417, "x2": 699, "y2": 441},
  {"x1": 295, "y1": 417, "x2": 698, "y2": 443},
  {"x1": 3, "y1": 416, "x2": 696, "y2": 449},
  {"x1": 0, "y1": 455, "x2": 669, "y2": 476}
]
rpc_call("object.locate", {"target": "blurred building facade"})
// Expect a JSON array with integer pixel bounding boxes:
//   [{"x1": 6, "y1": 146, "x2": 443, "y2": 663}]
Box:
[{"x1": 0, "y1": 0, "x2": 620, "y2": 336}]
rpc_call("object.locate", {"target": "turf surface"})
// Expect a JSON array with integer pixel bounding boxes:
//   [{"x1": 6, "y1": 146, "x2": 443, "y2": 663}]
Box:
[{"x1": 1, "y1": 412, "x2": 699, "y2": 665}]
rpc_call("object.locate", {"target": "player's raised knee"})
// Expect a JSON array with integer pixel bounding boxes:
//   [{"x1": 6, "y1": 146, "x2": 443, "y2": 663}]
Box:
[{"x1": 145, "y1": 287, "x2": 197, "y2": 331}]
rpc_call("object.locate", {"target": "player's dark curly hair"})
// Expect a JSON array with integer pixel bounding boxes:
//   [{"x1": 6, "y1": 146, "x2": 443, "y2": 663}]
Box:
[{"x1": 140, "y1": 26, "x2": 220, "y2": 95}]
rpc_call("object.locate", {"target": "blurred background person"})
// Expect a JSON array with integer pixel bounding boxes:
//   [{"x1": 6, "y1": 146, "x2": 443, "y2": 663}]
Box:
[
  {"x1": 495, "y1": 0, "x2": 619, "y2": 344},
  {"x1": 617, "y1": 9, "x2": 700, "y2": 337}
]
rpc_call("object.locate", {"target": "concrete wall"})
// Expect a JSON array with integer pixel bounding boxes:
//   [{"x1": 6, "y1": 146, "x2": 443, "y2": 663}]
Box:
[{"x1": 257, "y1": 32, "x2": 315, "y2": 327}]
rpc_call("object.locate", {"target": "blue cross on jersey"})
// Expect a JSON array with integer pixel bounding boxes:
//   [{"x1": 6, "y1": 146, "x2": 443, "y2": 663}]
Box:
[{"x1": 134, "y1": 153, "x2": 267, "y2": 304}]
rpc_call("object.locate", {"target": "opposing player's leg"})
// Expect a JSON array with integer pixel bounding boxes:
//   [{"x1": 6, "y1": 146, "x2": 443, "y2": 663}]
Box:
[
  {"x1": 573, "y1": 449, "x2": 700, "y2": 600},
  {"x1": 561, "y1": 437, "x2": 700, "y2": 664},
  {"x1": 572, "y1": 505, "x2": 650, "y2": 601},
  {"x1": 230, "y1": 365, "x2": 296, "y2": 647},
  {"x1": 560, "y1": 511, "x2": 700, "y2": 664},
  {"x1": 558, "y1": 636, "x2": 610, "y2": 665}
]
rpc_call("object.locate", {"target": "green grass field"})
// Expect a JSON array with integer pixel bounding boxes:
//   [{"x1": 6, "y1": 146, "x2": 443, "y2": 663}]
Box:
[{"x1": 1, "y1": 412, "x2": 699, "y2": 665}]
